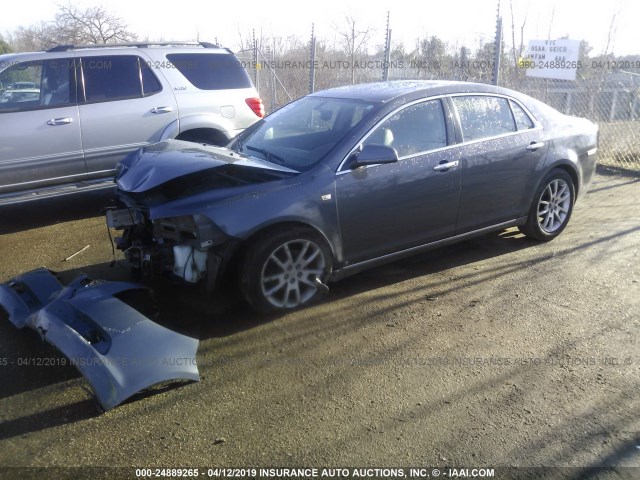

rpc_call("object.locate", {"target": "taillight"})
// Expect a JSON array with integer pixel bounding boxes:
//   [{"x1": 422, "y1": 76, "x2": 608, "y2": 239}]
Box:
[{"x1": 245, "y1": 97, "x2": 265, "y2": 118}]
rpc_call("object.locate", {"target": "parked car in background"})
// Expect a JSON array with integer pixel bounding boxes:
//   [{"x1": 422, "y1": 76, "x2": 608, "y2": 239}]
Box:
[
  {"x1": 5, "y1": 81, "x2": 38, "y2": 90},
  {"x1": 107, "y1": 80, "x2": 598, "y2": 314},
  {"x1": 0, "y1": 89, "x2": 40, "y2": 103},
  {"x1": 0, "y1": 42, "x2": 263, "y2": 205}
]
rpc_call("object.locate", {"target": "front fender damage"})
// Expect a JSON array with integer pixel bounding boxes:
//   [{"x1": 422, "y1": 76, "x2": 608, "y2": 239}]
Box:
[{"x1": 0, "y1": 268, "x2": 199, "y2": 411}]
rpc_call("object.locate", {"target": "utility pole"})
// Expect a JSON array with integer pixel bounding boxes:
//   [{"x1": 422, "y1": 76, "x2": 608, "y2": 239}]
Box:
[
  {"x1": 253, "y1": 29, "x2": 259, "y2": 91},
  {"x1": 492, "y1": 1, "x2": 502, "y2": 86},
  {"x1": 382, "y1": 11, "x2": 391, "y2": 81},
  {"x1": 309, "y1": 24, "x2": 316, "y2": 93},
  {"x1": 272, "y1": 38, "x2": 276, "y2": 111}
]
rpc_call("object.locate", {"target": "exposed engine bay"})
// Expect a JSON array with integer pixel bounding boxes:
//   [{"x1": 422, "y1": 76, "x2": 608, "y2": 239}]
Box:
[{"x1": 107, "y1": 207, "x2": 235, "y2": 290}]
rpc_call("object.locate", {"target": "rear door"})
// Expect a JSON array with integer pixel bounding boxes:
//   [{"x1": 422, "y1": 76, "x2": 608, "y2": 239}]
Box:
[
  {"x1": 450, "y1": 95, "x2": 547, "y2": 232},
  {"x1": 0, "y1": 57, "x2": 85, "y2": 195},
  {"x1": 77, "y1": 54, "x2": 178, "y2": 179}
]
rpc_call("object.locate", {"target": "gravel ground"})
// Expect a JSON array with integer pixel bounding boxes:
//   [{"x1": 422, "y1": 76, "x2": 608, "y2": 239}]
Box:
[{"x1": 0, "y1": 168, "x2": 639, "y2": 479}]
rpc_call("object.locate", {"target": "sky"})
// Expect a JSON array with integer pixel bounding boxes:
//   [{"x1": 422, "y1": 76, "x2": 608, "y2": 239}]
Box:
[{"x1": 0, "y1": 0, "x2": 637, "y2": 56}]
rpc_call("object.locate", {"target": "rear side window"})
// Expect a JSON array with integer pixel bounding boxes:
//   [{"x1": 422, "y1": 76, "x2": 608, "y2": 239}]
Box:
[
  {"x1": 452, "y1": 96, "x2": 516, "y2": 141},
  {"x1": 80, "y1": 56, "x2": 162, "y2": 103},
  {"x1": 141, "y1": 61, "x2": 162, "y2": 95},
  {"x1": 510, "y1": 100, "x2": 535, "y2": 130},
  {"x1": 166, "y1": 53, "x2": 252, "y2": 90}
]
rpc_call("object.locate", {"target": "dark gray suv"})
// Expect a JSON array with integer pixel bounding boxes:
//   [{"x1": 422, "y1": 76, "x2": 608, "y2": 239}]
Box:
[{"x1": 0, "y1": 42, "x2": 263, "y2": 205}]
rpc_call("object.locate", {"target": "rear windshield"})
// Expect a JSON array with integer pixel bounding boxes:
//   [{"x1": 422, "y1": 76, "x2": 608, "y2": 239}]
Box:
[{"x1": 166, "y1": 53, "x2": 252, "y2": 90}]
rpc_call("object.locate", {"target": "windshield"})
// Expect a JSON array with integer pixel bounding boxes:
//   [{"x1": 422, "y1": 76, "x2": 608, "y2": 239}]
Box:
[{"x1": 235, "y1": 96, "x2": 378, "y2": 171}]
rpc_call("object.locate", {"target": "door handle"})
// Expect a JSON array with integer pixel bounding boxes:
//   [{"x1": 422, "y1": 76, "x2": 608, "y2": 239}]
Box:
[
  {"x1": 151, "y1": 106, "x2": 174, "y2": 114},
  {"x1": 433, "y1": 160, "x2": 459, "y2": 171},
  {"x1": 526, "y1": 141, "x2": 544, "y2": 151},
  {"x1": 46, "y1": 117, "x2": 72, "y2": 126}
]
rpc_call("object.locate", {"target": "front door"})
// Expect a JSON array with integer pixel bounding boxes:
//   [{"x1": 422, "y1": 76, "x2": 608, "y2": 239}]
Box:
[
  {"x1": 336, "y1": 99, "x2": 461, "y2": 264},
  {"x1": 0, "y1": 57, "x2": 84, "y2": 195}
]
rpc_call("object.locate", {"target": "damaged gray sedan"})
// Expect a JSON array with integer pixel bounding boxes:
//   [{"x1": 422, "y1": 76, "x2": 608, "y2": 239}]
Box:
[{"x1": 109, "y1": 80, "x2": 598, "y2": 314}]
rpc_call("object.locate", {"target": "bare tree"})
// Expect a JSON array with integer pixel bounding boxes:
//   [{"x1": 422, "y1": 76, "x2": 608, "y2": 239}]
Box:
[
  {"x1": 602, "y1": 11, "x2": 618, "y2": 56},
  {"x1": 417, "y1": 35, "x2": 447, "y2": 78},
  {"x1": 52, "y1": 3, "x2": 137, "y2": 45},
  {"x1": 6, "y1": 4, "x2": 136, "y2": 52},
  {"x1": 236, "y1": 28, "x2": 255, "y2": 53},
  {"x1": 546, "y1": 6, "x2": 555, "y2": 41},
  {"x1": 509, "y1": 0, "x2": 529, "y2": 71},
  {"x1": 0, "y1": 33, "x2": 12, "y2": 54},
  {"x1": 8, "y1": 23, "x2": 56, "y2": 52},
  {"x1": 0, "y1": 40, "x2": 10, "y2": 54},
  {"x1": 334, "y1": 17, "x2": 371, "y2": 84}
]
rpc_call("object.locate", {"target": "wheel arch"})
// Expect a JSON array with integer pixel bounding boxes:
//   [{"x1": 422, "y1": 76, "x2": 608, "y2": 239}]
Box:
[
  {"x1": 243, "y1": 221, "x2": 336, "y2": 261},
  {"x1": 159, "y1": 114, "x2": 237, "y2": 143},
  {"x1": 537, "y1": 161, "x2": 580, "y2": 200},
  {"x1": 551, "y1": 162, "x2": 580, "y2": 198},
  {"x1": 220, "y1": 220, "x2": 337, "y2": 284},
  {"x1": 518, "y1": 162, "x2": 577, "y2": 241},
  {"x1": 175, "y1": 128, "x2": 229, "y2": 146}
]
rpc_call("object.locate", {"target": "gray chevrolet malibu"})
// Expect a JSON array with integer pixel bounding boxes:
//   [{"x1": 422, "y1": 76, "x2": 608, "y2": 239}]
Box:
[{"x1": 108, "y1": 80, "x2": 598, "y2": 314}]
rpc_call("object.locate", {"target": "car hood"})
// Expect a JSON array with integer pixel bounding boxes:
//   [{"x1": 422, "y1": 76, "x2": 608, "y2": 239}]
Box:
[{"x1": 117, "y1": 140, "x2": 298, "y2": 194}]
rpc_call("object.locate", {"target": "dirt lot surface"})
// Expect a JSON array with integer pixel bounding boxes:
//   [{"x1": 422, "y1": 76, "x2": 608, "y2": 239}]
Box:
[{"x1": 0, "y1": 168, "x2": 639, "y2": 479}]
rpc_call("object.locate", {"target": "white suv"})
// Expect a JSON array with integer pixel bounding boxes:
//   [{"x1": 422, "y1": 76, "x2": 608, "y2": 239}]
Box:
[{"x1": 0, "y1": 42, "x2": 264, "y2": 205}]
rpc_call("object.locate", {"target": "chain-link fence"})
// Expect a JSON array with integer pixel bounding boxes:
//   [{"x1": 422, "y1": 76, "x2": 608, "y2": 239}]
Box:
[
  {"x1": 503, "y1": 72, "x2": 640, "y2": 171},
  {"x1": 236, "y1": 32, "x2": 639, "y2": 172}
]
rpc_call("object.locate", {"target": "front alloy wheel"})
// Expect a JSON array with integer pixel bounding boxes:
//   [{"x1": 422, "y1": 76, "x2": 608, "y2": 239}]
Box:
[
  {"x1": 519, "y1": 169, "x2": 575, "y2": 241},
  {"x1": 260, "y1": 239, "x2": 325, "y2": 309},
  {"x1": 241, "y1": 228, "x2": 332, "y2": 314}
]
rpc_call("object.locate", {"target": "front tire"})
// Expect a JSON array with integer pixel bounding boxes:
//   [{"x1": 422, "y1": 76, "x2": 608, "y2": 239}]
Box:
[
  {"x1": 240, "y1": 228, "x2": 332, "y2": 314},
  {"x1": 519, "y1": 169, "x2": 575, "y2": 241}
]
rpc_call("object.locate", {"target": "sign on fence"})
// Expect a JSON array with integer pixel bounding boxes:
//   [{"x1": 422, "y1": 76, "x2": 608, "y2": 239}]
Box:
[{"x1": 522, "y1": 39, "x2": 581, "y2": 81}]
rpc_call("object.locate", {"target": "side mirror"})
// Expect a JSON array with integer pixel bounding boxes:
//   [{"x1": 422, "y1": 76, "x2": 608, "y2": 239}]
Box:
[{"x1": 351, "y1": 144, "x2": 398, "y2": 167}]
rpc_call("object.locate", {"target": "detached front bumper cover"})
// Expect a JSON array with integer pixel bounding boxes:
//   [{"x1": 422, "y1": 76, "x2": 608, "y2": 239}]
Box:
[{"x1": 0, "y1": 268, "x2": 199, "y2": 411}]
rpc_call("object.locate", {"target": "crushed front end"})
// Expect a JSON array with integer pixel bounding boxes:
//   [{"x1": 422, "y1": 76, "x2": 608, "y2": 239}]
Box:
[
  {"x1": 107, "y1": 204, "x2": 237, "y2": 291},
  {"x1": 107, "y1": 140, "x2": 299, "y2": 289}
]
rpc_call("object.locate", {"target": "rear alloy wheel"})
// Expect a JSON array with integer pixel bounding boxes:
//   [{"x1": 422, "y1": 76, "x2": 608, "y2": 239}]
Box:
[
  {"x1": 241, "y1": 229, "x2": 332, "y2": 314},
  {"x1": 519, "y1": 169, "x2": 575, "y2": 241}
]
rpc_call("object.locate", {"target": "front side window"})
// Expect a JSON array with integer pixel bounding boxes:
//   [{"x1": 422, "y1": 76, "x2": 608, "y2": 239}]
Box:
[
  {"x1": 452, "y1": 96, "x2": 516, "y2": 141},
  {"x1": 363, "y1": 99, "x2": 447, "y2": 157},
  {"x1": 80, "y1": 56, "x2": 161, "y2": 103},
  {"x1": 0, "y1": 58, "x2": 75, "y2": 112}
]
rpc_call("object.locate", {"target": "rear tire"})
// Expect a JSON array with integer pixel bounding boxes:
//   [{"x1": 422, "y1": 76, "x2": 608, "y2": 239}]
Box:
[
  {"x1": 240, "y1": 228, "x2": 332, "y2": 314},
  {"x1": 518, "y1": 169, "x2": 575, "y2": 241}
]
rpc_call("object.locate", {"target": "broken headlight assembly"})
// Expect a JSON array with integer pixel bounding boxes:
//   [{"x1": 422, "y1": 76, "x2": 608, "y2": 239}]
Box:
[{"x1": 108, "y1": 210, "x2": 230, "y2": 285}]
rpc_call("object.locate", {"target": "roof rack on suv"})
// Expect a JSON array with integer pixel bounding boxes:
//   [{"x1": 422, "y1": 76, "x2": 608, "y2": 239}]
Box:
[{"x1": 47, "y1": 41, "x2": 221, "y2": 52}]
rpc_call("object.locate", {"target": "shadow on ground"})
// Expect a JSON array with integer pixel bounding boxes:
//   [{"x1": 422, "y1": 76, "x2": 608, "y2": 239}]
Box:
[{"x1": 0, "y1": 189, "x2": 116, "y2": 235}]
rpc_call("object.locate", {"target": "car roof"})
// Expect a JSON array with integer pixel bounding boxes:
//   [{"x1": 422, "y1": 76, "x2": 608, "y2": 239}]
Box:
[
  {"x1": 0, "y1": 42, "x2": 232, "y2": 66},
  {"x1": 310, "y1": 80, "x2": 516, "y2": 103}
]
